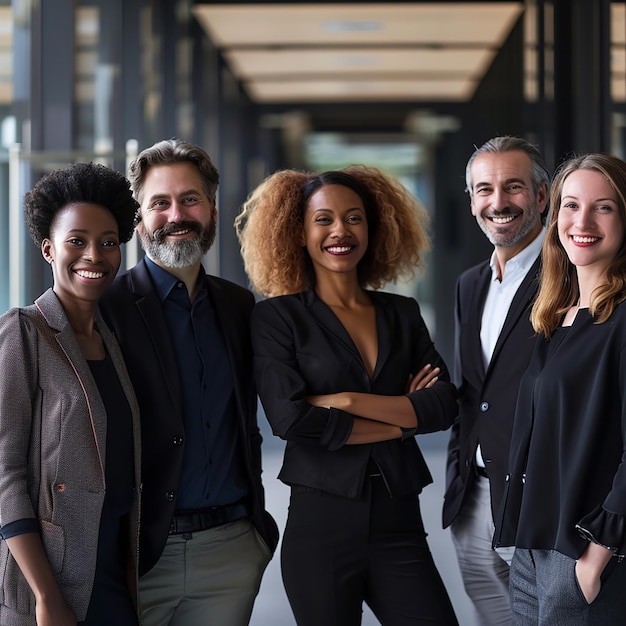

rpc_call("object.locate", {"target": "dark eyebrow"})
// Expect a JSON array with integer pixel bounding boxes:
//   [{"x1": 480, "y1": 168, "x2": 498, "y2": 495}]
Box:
[
  {"x1": 147, "y1": 189, "x2": 203, "y2": 203},
  {"x1": 474, "y1": 177, "x2": 527, "y2": 189},
  {"x1": 67, "y1": 228, "x2": 118, "y2": 236},
  {"x1": 562, "y1": 195, "x2": 616, "y2": 203}
]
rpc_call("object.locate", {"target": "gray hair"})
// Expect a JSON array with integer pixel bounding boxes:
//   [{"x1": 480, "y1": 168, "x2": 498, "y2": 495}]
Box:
[
  {"x1": 128, "y1": 138, "x2": 219, "y2": 206},
  {"x1": 465, "y1": 136, "x2": 549, "y2": 196}
]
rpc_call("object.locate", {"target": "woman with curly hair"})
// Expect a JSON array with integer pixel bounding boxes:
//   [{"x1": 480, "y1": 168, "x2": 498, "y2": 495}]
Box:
[
  {"x1": 494, "y1": 154, "x2": 626, "y2": 624},
  {"x1": 0, "y1": 162, "x2": 141, "y2": 625},
  {"x1": 236, "y1": 166, "x2": 458, "y2": 625}
]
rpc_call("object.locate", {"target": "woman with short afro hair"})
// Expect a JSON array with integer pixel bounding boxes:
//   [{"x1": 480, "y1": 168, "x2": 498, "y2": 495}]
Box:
[
  {"x1": 236, "y1": 165, "x2": 458, "y2": 625},
  {"x1": 0, "y1": 162, "x2": 141, "y2": 625}
]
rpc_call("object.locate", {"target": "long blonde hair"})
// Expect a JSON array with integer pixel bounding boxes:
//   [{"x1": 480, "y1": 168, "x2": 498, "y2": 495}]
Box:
[{"x1": 531, "y1": 153, "x2": 626, "y2": 337}]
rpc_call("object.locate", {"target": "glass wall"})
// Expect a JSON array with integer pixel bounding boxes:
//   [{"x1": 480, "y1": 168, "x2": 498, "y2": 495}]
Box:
[
  {"x1": 2, "y1": 0, "x2": 626, "y2": 313},
  {"x1": 0, "y1": 0, "x2": 236, "y2": 311}
]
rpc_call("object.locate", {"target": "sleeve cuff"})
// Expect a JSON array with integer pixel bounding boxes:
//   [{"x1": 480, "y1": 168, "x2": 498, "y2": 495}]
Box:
[
  {"x1": 319, "y1": 407, "x2": 353, "y2": 451},
  {"x1": 576, "y1": 505, "x2": 626, "y2": 557},
  {"x1": 0, "y1": 518, "x2": 40, "y2": 540}
]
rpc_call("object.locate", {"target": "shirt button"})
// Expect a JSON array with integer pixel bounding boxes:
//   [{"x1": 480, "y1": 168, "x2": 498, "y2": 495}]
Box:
[
  {"x1": 165, "y1": 491, "x2": 175, "y2": 502},
  {"x1": 480, "y1": 402, "x2": 489, "y2": 412},
  {"x1": 173, "y1": 435, "x2": 183, "y2": 446}
]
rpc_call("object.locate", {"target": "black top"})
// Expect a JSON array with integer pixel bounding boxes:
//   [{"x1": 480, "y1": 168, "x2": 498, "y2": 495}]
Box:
[
  {"x1": 495, "y1": 303, "x2": 626, "y2": 559},
  {"x1": 81, "y1": 353, "x2": 137, "y2": 626}
]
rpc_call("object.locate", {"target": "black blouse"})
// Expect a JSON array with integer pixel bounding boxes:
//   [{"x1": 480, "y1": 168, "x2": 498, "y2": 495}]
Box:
[
  {"x1": 81, "y1": 353, "x2": 137, "y2": 626},
  {"x1": 495, "y1": 303, "x2": 626, "y2": 559}
]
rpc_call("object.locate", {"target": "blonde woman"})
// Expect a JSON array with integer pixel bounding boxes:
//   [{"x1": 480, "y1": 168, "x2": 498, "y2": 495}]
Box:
[{"x1": 495, "y1": 154, "x2": 626, "y2": 625}]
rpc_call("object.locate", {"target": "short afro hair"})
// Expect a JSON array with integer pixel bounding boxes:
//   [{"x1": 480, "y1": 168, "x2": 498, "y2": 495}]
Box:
[{"x1": 24, "y1": 162, "x2": 138, "y2": 246}]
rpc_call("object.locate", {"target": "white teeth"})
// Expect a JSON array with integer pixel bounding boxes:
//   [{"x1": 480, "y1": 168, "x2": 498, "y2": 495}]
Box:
[
  {"x1": 572, "y1": 235, "x2": 599, "y2": 244},
  {"x1": 170, "y1": 229, "x2": 191, "y2": 236},
  {"x1": 491, "y1": 215, "x2": 516, "y2": 224},
  {"x1": 326, "y1": 246, "x2": 352, "y2": 253},
  {"x1": 76, "y1": 270, "x2": 104, "y2": 279}
]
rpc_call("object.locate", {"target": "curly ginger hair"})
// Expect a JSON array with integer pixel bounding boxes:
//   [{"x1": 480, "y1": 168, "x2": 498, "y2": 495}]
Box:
[{"x1": 235, "y1": 165, "x2": 430, "y2": 297}]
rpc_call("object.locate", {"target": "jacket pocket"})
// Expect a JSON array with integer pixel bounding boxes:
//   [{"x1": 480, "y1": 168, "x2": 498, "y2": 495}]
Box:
[{"x1": 40, "y1": 519, "x2": 65, "y2": 573}]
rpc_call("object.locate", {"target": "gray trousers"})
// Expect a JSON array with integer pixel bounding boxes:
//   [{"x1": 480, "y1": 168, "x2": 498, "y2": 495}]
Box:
[
  {"x1": 450, "y1": 475, "x2": 515, "y2": 625},
  {"x1": 138, "y1": 519, "x2": 271, "y2": 626},
  {"x1": 510, "y1": 548, "x2": 626, "y2": 625}
]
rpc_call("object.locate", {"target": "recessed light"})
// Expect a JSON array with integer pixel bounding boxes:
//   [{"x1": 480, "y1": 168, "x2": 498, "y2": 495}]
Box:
[{"x1": 323, "y1": 21, "x2": 381, "y2": 33}]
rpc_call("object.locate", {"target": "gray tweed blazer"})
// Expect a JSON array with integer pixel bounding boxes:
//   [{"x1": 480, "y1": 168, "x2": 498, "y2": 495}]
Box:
[{"x1": 0, "y1": 289, "x2": 141, "y2": 625}]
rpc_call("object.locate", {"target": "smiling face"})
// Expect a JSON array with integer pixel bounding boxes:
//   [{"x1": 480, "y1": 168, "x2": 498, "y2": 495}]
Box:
[
  {"x1": 137, "y1": 162, "x2": 217, "y2": 270},
  {"x1": 41, "y1": 202, "x2": 121, "y2": 310},
  {"x1": 557, "y1": 168, "x2": 625, "y2": 279},
  {"x1": 469, "y1": 150, "x2": 547, "y2": 255},
  {"x1": 300, "y1": 184, "x2": 368, "y2": 282}
]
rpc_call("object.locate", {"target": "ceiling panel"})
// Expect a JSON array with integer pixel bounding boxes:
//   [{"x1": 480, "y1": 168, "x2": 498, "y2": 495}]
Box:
[
  {"x1": 193, "y1": 2, "x2": 524, "y2": 103},
  {"x1": 224, "y1": 48, "x2": 497, "y2": 78},
  {"x1": 247, "y1": 77, "x2": 478, "y2": 103},
  {"x1": 194, "y1": 3, "x2": 522, "y2": 46}
]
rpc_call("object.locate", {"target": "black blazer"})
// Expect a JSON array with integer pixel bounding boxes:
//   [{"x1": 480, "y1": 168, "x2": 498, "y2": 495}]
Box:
[
  {"x1": 442, "y1": 256, "x2": 540, "y2": 529},
  {"x1": 100, "y1": 259, "x2": 278, "y2": 576},
  {"x1": 251, "y1": 290, "x2": 457, "y2": 500}
]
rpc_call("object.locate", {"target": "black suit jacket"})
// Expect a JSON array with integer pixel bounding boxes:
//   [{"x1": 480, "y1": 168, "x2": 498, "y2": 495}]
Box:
[
  {"x1": 100, "y1": 259, "x2": 278, "y2": 575},
  {"x1": 442, "y1": 256, "x2": 540, "y2": 529},
  {"x1": 252, "y1": 290, "x2": 458, "y2": 500}
]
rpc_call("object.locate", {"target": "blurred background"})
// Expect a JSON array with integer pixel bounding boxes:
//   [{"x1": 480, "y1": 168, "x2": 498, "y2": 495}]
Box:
[{"x1": 0, "y1": 1, "x2": 624, "y2": 623}]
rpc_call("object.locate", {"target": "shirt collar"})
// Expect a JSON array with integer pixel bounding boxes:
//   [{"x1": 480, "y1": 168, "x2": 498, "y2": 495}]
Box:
[
  {"x1": 144, "y1": 256, "x2": 202, "y2": 302},
  {"x1": 489, "y1": 227, "x2": 546, "y2": 281}
]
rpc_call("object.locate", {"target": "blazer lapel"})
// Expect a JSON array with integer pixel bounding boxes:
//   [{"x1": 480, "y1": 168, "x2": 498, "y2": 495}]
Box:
[
  {"x1": 467, "y1": 264, "x2": 492, "y2": 379},
  {"x1": 34, "y1": 290, "x2": 107, "y2": 482},
  {"x1": 305, "y1": 292, "x2": 364, "y2": 366},
  {"x1": 370, "y1": 292, "x2": 393, "y2": 378},
  {"x1": 304, "y1": 291, "x2": 393, "y2": 381},
  {"x1": 129, "y1": 261, "x2": 182, "y2": 408}
]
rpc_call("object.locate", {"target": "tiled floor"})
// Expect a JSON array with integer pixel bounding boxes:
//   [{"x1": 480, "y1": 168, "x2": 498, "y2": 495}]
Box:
[{"x1": 250, "y1": 429, "x2": 479, "y2": 626}]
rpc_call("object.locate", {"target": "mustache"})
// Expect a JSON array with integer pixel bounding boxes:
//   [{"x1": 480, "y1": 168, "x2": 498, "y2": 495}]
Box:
[
  {"x1": 152, "y1": 221, "x2": 202, "y2": 242},
  {"x1": 484, "y1": 209, "x2": 520, "y2": 218}
]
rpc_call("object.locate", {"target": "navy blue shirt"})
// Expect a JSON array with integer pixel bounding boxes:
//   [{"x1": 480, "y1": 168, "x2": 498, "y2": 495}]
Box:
[{"x1": 145, "y1": 258, "x2": 248, "y2": 511}]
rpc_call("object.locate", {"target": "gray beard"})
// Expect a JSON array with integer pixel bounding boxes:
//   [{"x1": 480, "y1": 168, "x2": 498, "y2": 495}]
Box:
[
  {"x1": 141, "y1": 236, "x2": 206, "y2": 268},
  {"x1": 138, "y1": 223, "x2": 216, "y2": 269}
]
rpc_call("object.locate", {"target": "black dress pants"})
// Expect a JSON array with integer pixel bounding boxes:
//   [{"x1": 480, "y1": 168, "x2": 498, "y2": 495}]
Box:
[{"x1": 281, "y1": 475, "x2": 458, "y2": 626}]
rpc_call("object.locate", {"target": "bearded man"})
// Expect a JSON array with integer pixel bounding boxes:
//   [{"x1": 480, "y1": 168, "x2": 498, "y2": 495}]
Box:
[
  {"x1": 443, "y1": 136, "x2": 550, "y2": 626},
  {"x1": 100, "y1": 139, "x2": 278, "y2": 626}
]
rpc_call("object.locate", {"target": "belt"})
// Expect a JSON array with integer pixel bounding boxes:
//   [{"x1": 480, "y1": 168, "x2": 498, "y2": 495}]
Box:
[
  {"x1": 169, "y1": 501, "x2": 251, "y2": 535},
  {"x1": 476, "y1": 466, "x2": 489, "y2": 479}
]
